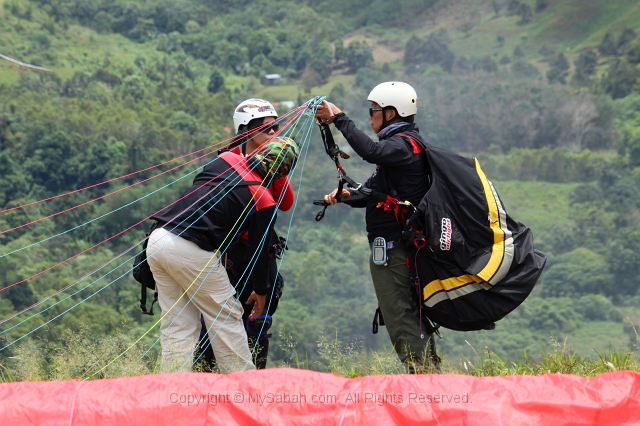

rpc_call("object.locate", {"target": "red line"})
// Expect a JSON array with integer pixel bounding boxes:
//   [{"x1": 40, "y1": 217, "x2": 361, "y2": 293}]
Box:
[
  {"x1": 0, "y1": 106, "x2": 304, "y2": 215},
  {"x1": 0, "y1": 160, "x2": 253, "y2": 322},
  {"x1": 0, "y1": 106, "x2": 306, "y2": 235},
  {"x1": 0, "y1": 107, "x2": 307, "y2": 322}
]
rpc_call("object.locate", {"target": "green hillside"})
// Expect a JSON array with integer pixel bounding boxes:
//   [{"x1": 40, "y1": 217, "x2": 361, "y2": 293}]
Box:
[{"x1": 1, "y1": 0, "x2": 640, "y2": 378}]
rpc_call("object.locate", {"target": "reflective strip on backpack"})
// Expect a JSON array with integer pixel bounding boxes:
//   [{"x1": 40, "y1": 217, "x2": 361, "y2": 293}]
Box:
[
  {"x1": 473, "y1": 159, "x2": 514, "y2": 285},
  {"x1": 422, "y1": 274, "x2": 494, "y2": 306}
]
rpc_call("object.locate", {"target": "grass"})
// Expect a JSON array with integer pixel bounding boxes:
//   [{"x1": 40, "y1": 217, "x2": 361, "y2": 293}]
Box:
[
  {"x1": 0, "y1": 323, "x2": 637, "y2": 382},
  {"x1": 0, "y1": 4, "x2": 196, "y2": 88},
  {"x1": 493, "y1": 180, "x2": 579, "y2": 233},
  {"x1": 0, "y1": 326, "x2": 156, "y2": 382}
]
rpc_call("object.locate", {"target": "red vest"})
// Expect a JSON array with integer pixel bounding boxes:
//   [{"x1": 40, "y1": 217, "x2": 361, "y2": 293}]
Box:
[{"x1": 219, "y1": 151, "x2": 275, "y2": 212}]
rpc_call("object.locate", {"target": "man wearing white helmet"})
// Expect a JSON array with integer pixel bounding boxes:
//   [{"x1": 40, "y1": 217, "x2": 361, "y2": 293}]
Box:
[
  {"x1": 232, "y1": 98, "x2": 279, "y2": 155},
  {"x1": 316, "y1": 82, "x2": 437, "y2": 372},
  {"x1": 196, "y1": 98, "x2": 295, "y2": 370}
]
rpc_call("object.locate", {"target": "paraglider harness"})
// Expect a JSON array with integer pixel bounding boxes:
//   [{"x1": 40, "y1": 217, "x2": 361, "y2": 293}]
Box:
[
  {"x1": 312, "y1": 123, "x2": 442, "y2": 347},
  {"x1": 313, "y1": 123, "x2": 414, "y2": 228}
]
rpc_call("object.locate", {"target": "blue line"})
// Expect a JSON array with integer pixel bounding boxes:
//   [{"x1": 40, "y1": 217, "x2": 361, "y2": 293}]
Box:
[
  {"x1": 0, "y1": 150, "x2": 278, "y2": 342},
  {"x1": 144, "y1": 107, "x2": 319, "y2": 369},
  {"x1": 187, "y1": 99, "x2": 323, "y2": 370},
  {"x1": 0, "y1": 103, "x2": 318, "y2": 352}
]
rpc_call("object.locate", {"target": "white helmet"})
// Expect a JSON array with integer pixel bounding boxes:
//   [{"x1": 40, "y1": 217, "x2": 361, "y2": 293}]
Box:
[
  {"x1": 233, "y1": 98, "x2": 278, "y2": 134},
  {"x1": 367, "y1": 82, "x2": 418, "y2": 117}
]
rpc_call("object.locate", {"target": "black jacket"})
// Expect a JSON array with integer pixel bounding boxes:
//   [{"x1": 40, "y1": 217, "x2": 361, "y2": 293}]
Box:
[
  {"x1": 153, "y1": 152, "x2": 276, "y2": 295},
  {"x1": 333, "y1": 114, "x2": 429, "y2": 244}
]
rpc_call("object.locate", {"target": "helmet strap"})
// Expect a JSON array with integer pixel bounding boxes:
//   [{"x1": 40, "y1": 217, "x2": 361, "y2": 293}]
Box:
[
  {"x1": 238, "y1": 125, "x2": 249, "y2": 155},
  {"x1": 380, "y1": 107, "x2": 394, "y2": 132}
]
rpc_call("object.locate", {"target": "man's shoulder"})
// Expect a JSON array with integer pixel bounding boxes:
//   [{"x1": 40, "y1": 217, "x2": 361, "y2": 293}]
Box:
[
  {"x1": 384, "y1": 128, "x2": 424, "y2": 148},
  {"x1": 219, "y1": 150, "x2": 245, "y2": 163}
]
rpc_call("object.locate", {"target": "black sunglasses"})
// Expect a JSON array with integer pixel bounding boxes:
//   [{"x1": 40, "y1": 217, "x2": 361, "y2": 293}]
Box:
[
  {"x1": 369, "y1": 107, "x2": 383, "y2": 117},
  {"x1": 265, "y1": 121, "x2": 280, "y2": 132},
  {"x1": 247, "y1": 118, "x2": 279, "y2": 133}
]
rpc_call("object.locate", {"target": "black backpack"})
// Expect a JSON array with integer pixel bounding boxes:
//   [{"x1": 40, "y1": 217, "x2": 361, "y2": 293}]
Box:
[
  {"x1": 132, "y1": 222, "x2": 158, "y2": 315},
  {"x1": 398, "y1": 133, "x2": 547, "y2": 332}
]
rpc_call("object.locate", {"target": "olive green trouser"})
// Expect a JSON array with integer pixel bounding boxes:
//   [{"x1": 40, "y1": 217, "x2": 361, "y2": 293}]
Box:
[{"x1": 369, "y1": 244, "x2": 431, "y2": 363}]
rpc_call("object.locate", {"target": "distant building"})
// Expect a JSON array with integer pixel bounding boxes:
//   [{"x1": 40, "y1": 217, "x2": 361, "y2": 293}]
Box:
[
  {"x1": 262, "y1": 73, "x2": 281, "y2": 85},
  {"x1": 279, "y1": 101, "x2": 295, "y2": 109}
]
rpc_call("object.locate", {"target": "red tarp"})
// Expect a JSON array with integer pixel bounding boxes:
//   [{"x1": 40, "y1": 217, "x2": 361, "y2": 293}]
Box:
[{"x1": 1, "y1": 369, "x2": 639, "y2": 425}]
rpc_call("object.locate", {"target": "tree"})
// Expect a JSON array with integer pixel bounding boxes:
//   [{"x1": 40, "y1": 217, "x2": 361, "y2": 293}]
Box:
[
  {"x1": 538, "y1": 44, "x2": 555, "y2": 59},
  {"x1": 91, "y1": 69, "x2": 121, "y2": 86},
  {"x1": 474, "y1": 56, "x2": 498, "y2": 73},
  {"x1": 506, "y1": 0, "x2": 521, "y2": 15},
  {"x1": 122, "y1": 75, "x2": 146, "y2": 101},
  {"x1": 603, "y1": 58, "x2": 640, "y2": 99},
  {"x1": 207, "y1": 69, "x2": 224, "y2": 93},
  {"x1": 404, "y1": 35, "x2": 423, "y2": 65},
  {"x1": 25, "y1": 130, "x2": 76, "y2": 192},
  {"x1": 617, "y1": 28, "x2": 637, "y2": 53},
  {"x1": 300, "y1": 66, "x2": 324, "y2": 92},
  {"x1": 294, "y1": 45, "x2": 312, "y2": 72},
  {"x1": 80, "y1": 137, "x2": 126, "y2": 185},
  {"x1": 511, "y1": 60, "x2": 540, "y2": 78},
  {"x1": 626, "y1": 40, "x2": 640, "y2": 64},
  {"x1": 268, "y1": 43, "x2": 292, "y2": 68},
  {"x1": 598, "y1": 32, "x2": 617, "y2": 56},
  {"x1": 569, "y1": 184, "x2": 604, "y2": 205},
  {"x1": 307, "y1": 57, "x2": 331, "y2": 81},
  {"x1": 491, "y1": 0, "x2": 503, "y2": 17},
  {"x1": 513, "y1": 45, "x2": 525, "y2": 58},
  {"x1": 62, "y1": 72, "x2": 90, "y2": 97},
  {"x1": 575, "y1": 295, "x2": 621, "y2": 321},
  {"x1": 250, "y1": 53, "x2": 274, "y2": 76},
  {"x1": 569, "y1": 93, "x2": 597, "y2": 150},
  {"x1": 316, "y1": 41, "x2": 334, "y2": 66},
  {"x1": 345, "y1": 41, "x2": 374, "y2": 72},
  {"x1": 169, "y1": 111, "x2": 198, "y2": 135},
  {"x1": 607, "y1": 227, "x2": 640, "y2": 295},
  {"x1": 247, "y1": 29, "x2": 276, "y2": 61},
  {"x1": 572, "y1": 51, "x2": 598, "y2": 86},
  {"x1": 354, "y1": 67, "x2": 378, "y2": 89},
  {"x1": 334, "y1": 39, "x2": 346, "y2": 63},
  {"x1": 535, "y1": 0, "x2": 549, "y2": 12},
  {"x1": 329, "y1": 83, "x2": 346, "y2": 102},
  {"x1": 92, "y1": 11, "x2": 113, "y2": 33},
  {"x1": 538, "y1": 248, "x2": 614, "y2": 297},
  {"x1": 517, "y1": 3, "x2": 533, "y2": 24},
  {"x1": 405, "y1": 33, "x2": 455, "y2": 72},
  {"x1": 526, "y1": 297, "x2": 582, "y2": 332},
  {"x1": 546, "y1": 53, "x2": 569, "y2": 84}
]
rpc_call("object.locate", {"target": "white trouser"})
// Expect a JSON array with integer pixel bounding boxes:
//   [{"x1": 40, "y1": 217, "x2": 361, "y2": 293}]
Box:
[{"x1": 146, "y1": 227, "x2": 255, "y2": 373}]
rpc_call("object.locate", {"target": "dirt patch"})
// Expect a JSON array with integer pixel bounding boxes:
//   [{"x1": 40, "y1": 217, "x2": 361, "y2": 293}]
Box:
[
  {"x1": 371, "y1": 44, "x2": 404, "y2": 63},
  {"x1": 342, "y1": 34, "x2": 404, "y2": 63}
]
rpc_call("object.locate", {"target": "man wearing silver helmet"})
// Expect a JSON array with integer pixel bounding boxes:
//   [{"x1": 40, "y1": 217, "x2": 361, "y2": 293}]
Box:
[{"x1": 316, "y1": 82, "x2": 437, "y2": 372}]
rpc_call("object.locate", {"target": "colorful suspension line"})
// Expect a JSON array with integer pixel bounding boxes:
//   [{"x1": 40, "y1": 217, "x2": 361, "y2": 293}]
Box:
[
  {"x1": 0, "y1": 106, "x2": 309, "y2": 300},
  {"x1": 0, "y1": 99, "x2": 320, "y2": 357},
  {"x1": 0, "y1": 106, "x2": 303, "y2": 217},
  {"x1": 139, "y1": 101, "x2": 320, "y2": 373},
  {"x1": 91, "y1": 98, "x2": 323, "y2": 377},
  {"x1": 0, "y1": 106, "x2": 306, "y2": 239},
  {"x1": 190, "y1": 99, "x2": 323, "y2": 370}
]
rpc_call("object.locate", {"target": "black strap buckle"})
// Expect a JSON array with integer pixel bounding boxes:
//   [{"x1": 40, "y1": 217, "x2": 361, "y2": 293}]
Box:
[
  {"x1": 372, "y1": 307, "x2": 385, "y2": 334},
  {"x1": 141, "y1": 291, "x2": 158, "y2": 316}
]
